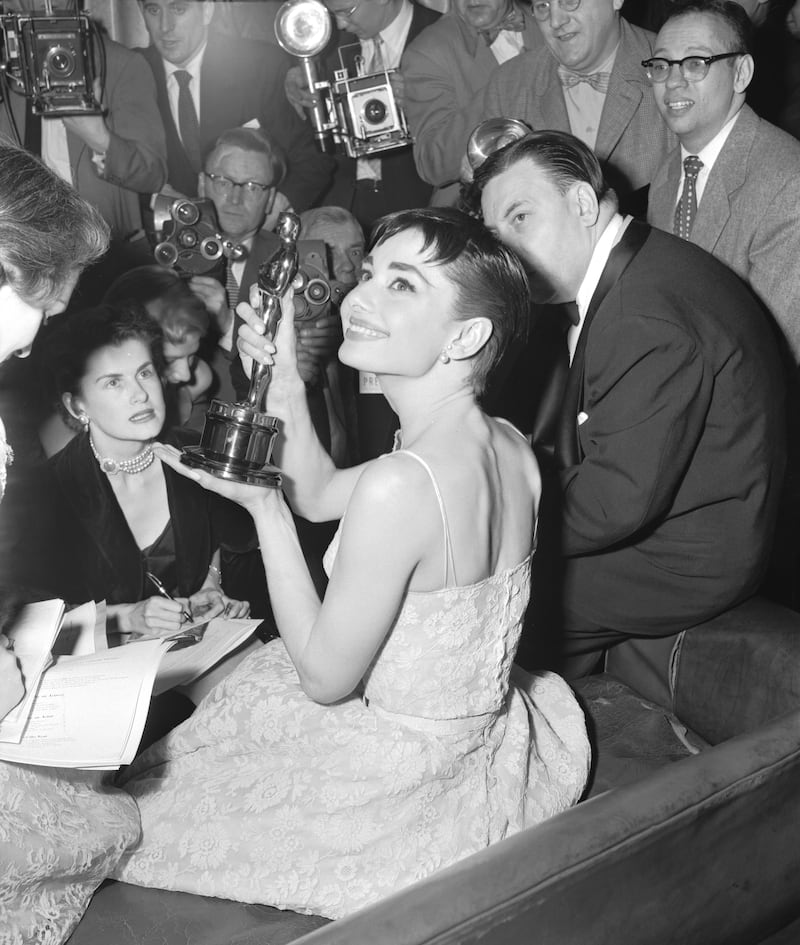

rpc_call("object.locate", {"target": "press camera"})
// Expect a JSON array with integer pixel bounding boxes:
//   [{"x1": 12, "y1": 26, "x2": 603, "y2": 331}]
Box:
[
  {"x1": 153, "y1": 195, "x2": 346, "y2": 320},
  {"x1": 0, "y1": 4, "x2": 103, "y2": 116},
  {"x1": 275, "y1": 0, "x2": 412, "y2": 159}
]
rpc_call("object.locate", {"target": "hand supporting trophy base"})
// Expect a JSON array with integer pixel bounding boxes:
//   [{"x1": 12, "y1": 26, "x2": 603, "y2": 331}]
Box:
[{"x1": 181, "y1": 212, "x2": 301, "y2": 488}]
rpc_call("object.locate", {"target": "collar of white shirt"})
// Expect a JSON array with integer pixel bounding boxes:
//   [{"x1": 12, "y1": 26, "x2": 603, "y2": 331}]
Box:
[
  {"x1": 165, "y1": 41, "x2": 207, "y2": 125},
  {"x1": 678, "y1": 107, "x2": 742, "y2": 206},
  {"x1": 569, "y1": 212, "x2": 632, "y2": 364},
  {"x1": 363, "y1": 0, "x2": 413, "y2": 70}
]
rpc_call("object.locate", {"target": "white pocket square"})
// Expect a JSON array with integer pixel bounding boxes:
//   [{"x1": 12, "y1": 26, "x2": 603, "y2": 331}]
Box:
[{"x1": 577, "y1": 411, "x2": 589, "y2": 426}]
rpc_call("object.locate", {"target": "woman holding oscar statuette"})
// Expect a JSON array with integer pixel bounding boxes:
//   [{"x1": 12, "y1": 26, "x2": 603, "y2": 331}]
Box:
[{"x1": 114, "y1": 208, "x2": 590, "y2": 918}]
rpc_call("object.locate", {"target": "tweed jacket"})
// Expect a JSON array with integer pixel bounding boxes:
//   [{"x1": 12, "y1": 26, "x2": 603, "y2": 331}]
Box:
[
  {"x1": 0, "y1": 37, "x2": 166, "y2": 240},
  {"x1": 401, "y1": 6, "x2": 545, "y2": 202},
  {"x1": 648, "y1": 104, "x2": 800, "y2": 363},
  {"x1": 479, "y1": 18, "x2": 675, "y2": 197},
  {"x1": 550, "y1": 222, "x2": 785, "y2": 636},
  {"x1": 139, "y1": 35, "x2": 334, "y2": 211}
]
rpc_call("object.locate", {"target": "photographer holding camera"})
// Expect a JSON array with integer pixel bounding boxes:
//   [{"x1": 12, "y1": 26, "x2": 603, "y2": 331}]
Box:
[
  {"x1": 284, "y1": 0, "x2": 438, "y2": 231},
  {"x1": 0, "y1": 1, "x2": 167, "y2": 250},
  {"x1": 190, "y1": 128, "x2": 341, "y2": 452}
]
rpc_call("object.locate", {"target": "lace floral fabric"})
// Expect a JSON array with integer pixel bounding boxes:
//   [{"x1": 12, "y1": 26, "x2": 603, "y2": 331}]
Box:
[
  {"x1": 0, "y1": 756, "x2": 140, "y2": 944},
  {"x1": 0, "y1": 415, "x2": 141, "y2": 945},
  {"x1": 115, "y1": 532, "x2": 590, "y2": 919}
]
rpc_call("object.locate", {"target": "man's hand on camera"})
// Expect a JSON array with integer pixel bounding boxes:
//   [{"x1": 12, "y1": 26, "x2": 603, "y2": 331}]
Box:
[
  {"x1": 285, "y1": 65, "x2": 318, "y2": 119},
  {"x1": 190, "y1": 276, "x2": 231, "y2": 336}
]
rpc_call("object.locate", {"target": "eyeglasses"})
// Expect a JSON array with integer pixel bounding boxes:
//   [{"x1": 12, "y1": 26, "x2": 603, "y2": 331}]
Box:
[
  {"x1": 203, "y1": 172, "x2": 272, "y2": 198},
  {"x1": 532, "y1": 0, "x2": 582, "y2": 21},
  {"x1": 641, "y1": 52, "x2": 744, "y2": 83},
  {"x1": 330, "y1": 0, "x2": 362, "y2": 22}
]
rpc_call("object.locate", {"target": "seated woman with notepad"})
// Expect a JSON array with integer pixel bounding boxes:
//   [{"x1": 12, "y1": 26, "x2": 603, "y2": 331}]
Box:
[{"x1": 37, "y1": 303, "x2": 252, "y2": 639}]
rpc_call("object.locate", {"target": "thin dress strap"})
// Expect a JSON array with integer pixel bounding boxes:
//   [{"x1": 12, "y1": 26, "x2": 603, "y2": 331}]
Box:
[
  {"x1": 390, "y1": 450, "x2": 457, "y2": 588},
  {"x1": 494, "y1": 416, "x2": 530, "y2": 442}
]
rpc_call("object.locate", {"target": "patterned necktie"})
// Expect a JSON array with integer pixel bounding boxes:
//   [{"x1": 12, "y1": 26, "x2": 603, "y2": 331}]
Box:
[
  {"x1": 174, "y1": 69, "x2": 202, "y2": 175},
  {"x1": 226, "y1": 257, "x2": 240, "y2": 310},
  {"x1": 558, "y1": 69, "x2": 612, "y2": 93},
  {"x1": 480, "y1": 4, "x2": 526, "y2": 45},
  {"x1": 674, "y1": 155, "x2": 703, "y2": 241}
]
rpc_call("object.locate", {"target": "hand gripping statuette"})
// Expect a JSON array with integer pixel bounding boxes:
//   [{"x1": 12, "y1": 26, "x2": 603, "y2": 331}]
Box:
[{"x1": 181, "y1": 212, "x2": 301, "y2": 487}]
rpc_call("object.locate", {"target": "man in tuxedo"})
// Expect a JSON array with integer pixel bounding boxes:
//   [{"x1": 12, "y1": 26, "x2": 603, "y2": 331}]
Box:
[
  {"x1": 284, "y1": 0, "x2": 440, "y2": 232},
  {"x1": 402, "y1": 0, "x2": 545, "y2": 206},
  {"x1": 476, "y1": 130, "x2": 786, "y2": 674},
  {"x1": 137, "y1": 0, "x2": 333, "y2": 211},
  {"x1": 646, "y1": 0, "x2": 800, "y2": 363},
  {"x1": 474, "y1": 0, "x2": 674, "y2": 215}
]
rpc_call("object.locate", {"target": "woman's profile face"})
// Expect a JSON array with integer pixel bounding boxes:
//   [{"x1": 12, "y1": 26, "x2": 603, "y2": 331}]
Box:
[
  {"x1": 0, "y1": 271, "x2": 78, "y2": 362},
  {"x1": 338, "y1": 229, "x2": 458, "y2": 377},
  {"x1": 71, "y1": 338, "x2": 166, "y2": 446}
]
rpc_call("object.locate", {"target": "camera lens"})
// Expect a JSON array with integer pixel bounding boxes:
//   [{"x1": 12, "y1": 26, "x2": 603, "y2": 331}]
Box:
[
  {"x1": 305, "y1": 279, "x2": 330, "y2": 305},
  {"x1": 363, "y1": 99, "x2": 387, "y2": 126},
  {"x1": 173, "y1": 201, "x2": 200, "y2": 226},
  {"x1": 178, "y1": 228, "x2": 198, "y2": 249},
  {"x1": 46, "y1": 46, "x2": 75, "y2": 78},
  {"x1": 154, "y1": 242, "x2": 179, "y2": 267},
  {"x1": 201, "y1": 238, "x2": 223, "y2": 261}
]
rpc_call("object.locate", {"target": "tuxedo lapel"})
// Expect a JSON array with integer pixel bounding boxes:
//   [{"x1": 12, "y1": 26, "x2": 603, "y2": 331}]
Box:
[{"x1": 556, "y1": 220, "x2": 651, "y2": 467}]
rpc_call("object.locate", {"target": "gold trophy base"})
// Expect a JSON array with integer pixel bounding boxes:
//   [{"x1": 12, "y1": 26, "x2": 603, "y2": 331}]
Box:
[{"x1": 180, "y1": 399, "x2": 282, "y2": 488}]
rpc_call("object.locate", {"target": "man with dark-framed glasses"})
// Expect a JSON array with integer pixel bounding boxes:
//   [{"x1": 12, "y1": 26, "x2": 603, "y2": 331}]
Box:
[
  {"x1": 471, "y1": 0, "x2": 674, "y2": 213},
  {"x1": 647, "y1": 0, "x2": 800, "y2": 364}
]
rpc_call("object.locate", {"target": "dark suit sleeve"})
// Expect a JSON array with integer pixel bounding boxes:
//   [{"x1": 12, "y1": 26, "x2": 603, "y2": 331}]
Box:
[
  {"x1": 560, "y1": 314, "x2": 712, "y2": 556},
  {"x1": 257, "y1": 55, "x2": 334, "y2": 211}
]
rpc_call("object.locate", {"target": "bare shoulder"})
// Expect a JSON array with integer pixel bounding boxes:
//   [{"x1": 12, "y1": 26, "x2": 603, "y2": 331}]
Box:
[{"x1": 347, "y1": 453, "x2": 439, "y2": 517}]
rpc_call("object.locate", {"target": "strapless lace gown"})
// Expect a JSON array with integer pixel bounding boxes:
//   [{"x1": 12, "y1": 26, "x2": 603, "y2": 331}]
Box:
[{"x1": 115, "y1": 455, "x2": 590, "y2": 919}]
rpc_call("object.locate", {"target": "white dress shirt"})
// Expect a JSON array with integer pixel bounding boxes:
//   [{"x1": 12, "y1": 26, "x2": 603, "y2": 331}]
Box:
[
  {"x1": 165, "y1": 42, "x2": 207, "y2": 145},
  {"x1": 676, "y1": 108, "x2": 741, "y2": 207},
  {"x1": 569, "y1": 212, "x2": 632, "y2": 364}
]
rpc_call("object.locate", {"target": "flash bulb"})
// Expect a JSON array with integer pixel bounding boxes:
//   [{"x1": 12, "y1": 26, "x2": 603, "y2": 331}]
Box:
[{"x1": 275, "y1": 0, "x2": 332, "y2": 59}]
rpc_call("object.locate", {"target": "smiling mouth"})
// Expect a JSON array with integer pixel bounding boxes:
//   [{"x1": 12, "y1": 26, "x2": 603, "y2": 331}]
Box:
[
  {"x1": 665, "y1": 99, "x2": 693, "y2": 114},
  {"x1": 346, "y1": 318, "x2": 388, "y2": 339},
  {"x1": 129, "y1": 409, "x2": 156, "y2": 423}
]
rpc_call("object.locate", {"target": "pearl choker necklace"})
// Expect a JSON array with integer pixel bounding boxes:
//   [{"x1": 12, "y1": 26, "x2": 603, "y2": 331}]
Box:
[{"x1": 89, "y1": 436, "x2": 155, "y2": 475}]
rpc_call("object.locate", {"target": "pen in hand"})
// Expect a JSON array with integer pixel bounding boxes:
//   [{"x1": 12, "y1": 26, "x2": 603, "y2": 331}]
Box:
[{"x1": 145, "y1": 571, "x2": 193, "y2": 624}]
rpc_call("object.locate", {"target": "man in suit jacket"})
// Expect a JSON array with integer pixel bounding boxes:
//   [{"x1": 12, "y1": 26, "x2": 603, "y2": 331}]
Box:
[
  {"x1": 137, "y1": 0, "x2": 333, "y2": 211},
  {"x1": 284, "y1": 0, "x2": 440, "y2": 232},
  {"x1": 477, "y1": 2, "x2": 675, "y2": 212},
  {"x1": 0, "y1": 28, "x2": 166, "y2": 242},
  {"x1": 477, "y1": 130, "x2": 785, "y2": 675},
  {"x1": 402, "y1": 0, "x2": 545, "y2": 206},
  {"x1": 646, "y1": 0, "x2": 800, "y2": 362}
]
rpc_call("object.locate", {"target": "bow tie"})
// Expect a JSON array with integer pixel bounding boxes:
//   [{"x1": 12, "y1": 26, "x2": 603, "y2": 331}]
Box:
[
  {"x1": 558, "y1": 69, "x2": 612, "y2": 92},
  {"x1": 480, "y1": 5, "x2": 526, "y2": 46}
]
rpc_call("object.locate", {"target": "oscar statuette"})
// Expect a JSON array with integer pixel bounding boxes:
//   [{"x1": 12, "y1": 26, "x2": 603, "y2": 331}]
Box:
[{"x1": 180, "y1": 211, "x2": 301, "y2": 487}]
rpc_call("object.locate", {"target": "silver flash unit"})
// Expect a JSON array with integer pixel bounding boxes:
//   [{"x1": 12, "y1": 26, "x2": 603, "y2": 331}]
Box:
[
  {"x1": 275, "y1": 0, "x2": 412, "y2": 159},
  {"x1": 0, "y1": 7, "x2": 102, "y2": 117}
]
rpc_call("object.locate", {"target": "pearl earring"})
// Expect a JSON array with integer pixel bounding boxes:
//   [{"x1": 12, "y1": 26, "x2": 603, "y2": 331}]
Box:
[
  {"x1": 78, "y1": 414, "x2": 89, "y2": 428},
  {"x1": 439, "y1": 350, "x2": 450, "y2": 364}
]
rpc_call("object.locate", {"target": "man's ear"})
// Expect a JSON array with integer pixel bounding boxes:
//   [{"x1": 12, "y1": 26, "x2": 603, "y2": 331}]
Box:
[
  {"x1": 448, "y1": 317, "x2": 494, "y2": 361},
  {"x1": 733, "y1": 53, "x2": 754, "y2": 94},
  {"x1": 573, "y1": 181, "x2": 601, "y2": 229},
  {"x1": 197, "y1": 173, "x2": 207, "y2": 198},
  {"x1": 202, "y1": 1, "x2": 215, "y2": 27}
]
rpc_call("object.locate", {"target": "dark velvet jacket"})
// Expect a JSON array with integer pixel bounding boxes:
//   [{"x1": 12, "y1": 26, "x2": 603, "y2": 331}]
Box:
[{"x1": 46, "y1": 429, "x2": 255, "y2": 606}]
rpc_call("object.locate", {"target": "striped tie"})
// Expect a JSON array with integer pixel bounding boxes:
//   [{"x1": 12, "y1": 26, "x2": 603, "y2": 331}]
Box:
[{"x1": 225, "y1": 258, "x2": 240, "y2": 310}]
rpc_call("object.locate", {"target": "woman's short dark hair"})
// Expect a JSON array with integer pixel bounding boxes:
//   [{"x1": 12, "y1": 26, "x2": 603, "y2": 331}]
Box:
[
  {"x1": 0, "y1": 145, "x2": 109, "y2": 303},
  {"x1": 665, "y1": 0, "x2": 753, "y2": 55},
  {"x1": 104, "y1": 266, "x2": 210, "y2": 344},
  {"x1": 41, "y1": 304, "x2": 164, "y2": 428},
  {"x1": 370, "y1": 207, "x2": 530, "y2": 395},
  {"x1": 474, "y1": 129, "x2": 616, "y2": 209}
]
